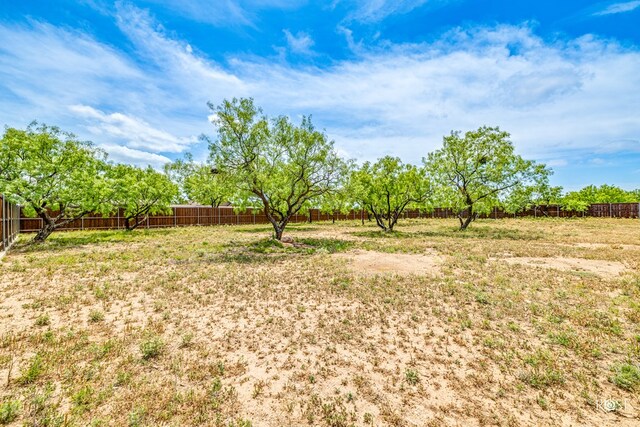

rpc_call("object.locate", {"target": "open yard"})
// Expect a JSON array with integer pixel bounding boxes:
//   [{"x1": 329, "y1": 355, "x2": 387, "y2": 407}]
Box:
[{"x1": 1, "y1": 218, "x2": 640, "y2": 426}]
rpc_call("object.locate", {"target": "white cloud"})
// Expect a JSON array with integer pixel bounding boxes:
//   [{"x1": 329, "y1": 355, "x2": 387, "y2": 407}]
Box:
[
  {"x1": 137, "y1": 0, "x2": 306, "y2": 27},
  {"x1": 69, "y1": 105, "x2": 197, "y2": 153},
  {"x1": 232, "y1": 25, "x2": 640, "y2": 162},
  {"x1": 283, "y1": 30, "x2": 315, "y2": 55},
  {"x1": 1, "y1": 6, "x2": 639, "y2": 173},
  {"x1": 100, "y1": 144, "x2": 173, "y2": 168},
  {"x1": 546, "y1": 159, "x2": 569, "y2": 167},
  {"x1": 339, "y1": 0, "x2": 454, "y2": 23},
  {"x1": 594, "y1": 1, "x2": 640, "y2": 16}
]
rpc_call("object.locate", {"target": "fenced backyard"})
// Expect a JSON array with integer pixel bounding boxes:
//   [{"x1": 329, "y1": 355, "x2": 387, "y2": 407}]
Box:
[
  {"x1": 0, "y1": 194, "x2": 21, "y2": 254},
  {"x1": 15, "y1": 202, "x2": 640, "y2": 233}
]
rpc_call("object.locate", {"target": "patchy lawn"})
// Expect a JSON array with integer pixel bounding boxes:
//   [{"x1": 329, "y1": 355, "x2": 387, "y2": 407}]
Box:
[{"x1": 1, "y1": 218, "x2": 639, "y2": 426}]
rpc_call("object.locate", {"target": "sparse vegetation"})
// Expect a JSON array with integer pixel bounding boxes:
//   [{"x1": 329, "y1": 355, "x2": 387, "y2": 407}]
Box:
[
  {"x1": 140, "y1": 336, "x2": 164, "y2": 360},
  {"x1": 1, "y1": 218, "x2": 639, "y2": 425},
  {"x1": 0, "y1": 400, "x2": 20, "y2": 425}
]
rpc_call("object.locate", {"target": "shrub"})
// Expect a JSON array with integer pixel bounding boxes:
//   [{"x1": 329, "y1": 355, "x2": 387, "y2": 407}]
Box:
[
  {"x1": 0, "y1": 400, "x2": 20, "y2": 425},
  {"x1": 140, "y1": 336, "x2": 164, "y2": 360},
  {"x1": 610, "y1": 363, "x2": 640, "y2": 391},
  {"x1": 89, "y1": 310, "x2": 105, "y2": 323}
]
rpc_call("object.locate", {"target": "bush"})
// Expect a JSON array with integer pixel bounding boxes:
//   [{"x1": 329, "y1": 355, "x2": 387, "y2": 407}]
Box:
[
  {"x1": 610, "y1": 363, "x2": 640, "y2": 391},
  {"x1": 0, "y1": 400, "x2": 20, "y2": 424},
  {"x1": 140, "y1": 336, "x2": 164, "y2": 360}
]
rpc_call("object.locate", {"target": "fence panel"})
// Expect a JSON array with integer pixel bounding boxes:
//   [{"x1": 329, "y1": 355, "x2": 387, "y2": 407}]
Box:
[
  {"x1": 14, "y1": 202, "x2": 640, "y2": 234},
  {"x1": 1, "y1": 195, "x2": 21, "y2": 253}
]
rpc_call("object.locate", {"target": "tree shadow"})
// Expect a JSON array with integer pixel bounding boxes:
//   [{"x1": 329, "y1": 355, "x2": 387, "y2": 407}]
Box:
[
  {"x1": 11, "y1": 228, "x2": 179, "y2": 253},
  {"x1": 350, "y1": 226, "x2": 543, "y2": 241},
  {"x1": 215, "y1": 237, "x2": 353, "y2": 264}
]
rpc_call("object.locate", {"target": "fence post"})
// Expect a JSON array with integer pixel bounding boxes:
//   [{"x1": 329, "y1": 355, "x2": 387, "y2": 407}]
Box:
[
  {"x1": 174, "y1": 208, "x2": 177, "y2": 227},
  {"x1": 610, "y1": 203, "x2": 612, "y2": 218},
  {"x1": 2, "y1": 196, "x2": 5, "y2": 251}
]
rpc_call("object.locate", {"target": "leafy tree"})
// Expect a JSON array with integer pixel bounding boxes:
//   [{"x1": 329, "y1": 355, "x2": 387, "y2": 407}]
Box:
[
  {"x1": 351, "y1": 156, "x2": 431, "y2": 232},
  {"x1": 208, "y1": 98, "x2": 346, "y2": 240},
  {"x1": 561, "y1": 191, "x2": 590, "y2": 213},
  {"x1": 0, "y1": 123, "x2": 113, "y2": 242},
  {"x1": 165, "y1": 153, "x2": 232, "y2": 208},
  {"x1": 426, "y1": 126, "x2": 544, "y2": 230},
  {"x1": 317, "y1": 190, "x2": 352, "y2": 224},
  {"x1": 318, "y1": 161, "x2": 356, "y2": 223},
  {"x1": 561, "y1": 184, "x2": 637, "y2": 213},
  {"x1": 347, "y1": 168, "x2": 373, "y2": 225},
  {"x1": 503, "y1": 171, "x2": 561, "y2": 217},
  {"x1": 110, "y1": 164, "x2": 178, "y2": 231}
]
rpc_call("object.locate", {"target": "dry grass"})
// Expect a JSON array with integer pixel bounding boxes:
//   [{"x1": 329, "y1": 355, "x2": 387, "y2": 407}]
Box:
[{"x1": 1, "y1": 218, "x2": 639, "y2": 426}]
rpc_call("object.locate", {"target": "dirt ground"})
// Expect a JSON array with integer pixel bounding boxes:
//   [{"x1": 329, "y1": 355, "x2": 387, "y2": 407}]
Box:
[{"x1": 0, "y1": 218, "x2": 639, "y2": 426}]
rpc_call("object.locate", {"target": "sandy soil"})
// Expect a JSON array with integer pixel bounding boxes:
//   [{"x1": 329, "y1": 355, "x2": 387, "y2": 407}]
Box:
[
  {"x1": 333, "y1": 249, "x2": 443, "y2": 276},
  {"x1": 492, "y1": 256, "x2": 628, "y2": 279}
]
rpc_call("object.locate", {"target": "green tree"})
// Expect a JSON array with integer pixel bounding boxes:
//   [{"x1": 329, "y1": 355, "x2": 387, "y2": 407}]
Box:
[
  {"x1": 562, "y1": 184, "x2": 636, "y2": 212},
  {"x1": 110, "y1": 164, "x2": 178, "y2": 231},
  {"x1": 208, "y1": 98, "x2": 346, "y2": 240},
  {"x1": 165, "y1": 153, "x2": 232, "y2": 208},
  {"x1": 426, "y1": 126, "x2": 544, "y2": 230},
  {"x1": 561, "y1": 191, "x2": 590, "y2": 213},
  {"x1": 0, "y1": 123, "x2": 113, "y2": 242},
  {"x1": 318, "y1": 160, "x2": 356, "y2": 223},
  {"x1": 503, "y1": 171, "x2": 561, "y2": 217},
  {"x1": 351, "y1": 156, "x2": 431, "y2": 232}
]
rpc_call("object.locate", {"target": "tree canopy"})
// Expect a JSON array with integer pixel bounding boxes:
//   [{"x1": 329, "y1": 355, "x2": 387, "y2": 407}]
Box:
[
  {"x1": 208, "y1": 97, "x2": 346, "y2": 240},
  {"x1": 110, "y1": 164, "x2": 178, "y2": 231},
  {"x1": 426, "y1": 126, "x2": 546, "y2": 229},
  {"x1": 0, "y1": 123, "x2": 113, "y2": 242},
  {"x1": 502, "y1": 171, "x2": 561, "y2": 216},
  {"x1": 351, "y1": 156, "x2": 431, "y2": 232},
  {"x1": 165, "y1": 153, "x2": 231, "y2": 208}
]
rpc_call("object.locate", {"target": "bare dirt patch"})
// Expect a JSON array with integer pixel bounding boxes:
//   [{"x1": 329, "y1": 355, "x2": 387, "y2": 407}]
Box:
[
  {"x1": 493, "y1": 256, "x2": 628, "y2": 278},
  {"x1": 3, "y1": 220, "x2": 640, "y2": 426},
  {"x1": 569, "y1": 242, "x2": 640, "y2": 251},
  {"x1": 334, "y1": 249, "x2": 442, "y2": 276}
]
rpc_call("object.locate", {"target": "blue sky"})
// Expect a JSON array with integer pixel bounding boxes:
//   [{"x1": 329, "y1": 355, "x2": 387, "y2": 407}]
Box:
[{"x1": 1, "y1": 0, "x2": 639, "y2": 190}]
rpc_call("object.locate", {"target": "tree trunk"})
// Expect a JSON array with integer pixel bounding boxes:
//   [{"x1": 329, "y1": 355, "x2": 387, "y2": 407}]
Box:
[
  {"x1": 274, "y1": 226, "x2": 284, "y2": 240},
  {"x1": 371, "y1": 209, "x2": 392, "y2": 232},
  {"x1": 33, "y1": 223, "x2": 56, "y2": 242},
  {"x1": 125, "y1": 215, "x2": 147, "y2": 231},
  {"x1": 459, "y1": 205, "x2": 474, "y2": 230},
  {"x1": 33, "y1": 209, "x2": 57, "y2": 243}
]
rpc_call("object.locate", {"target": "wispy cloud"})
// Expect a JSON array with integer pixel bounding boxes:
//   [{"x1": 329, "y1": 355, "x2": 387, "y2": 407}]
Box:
[
  {"x1": 593, "y1": 1, "x2": 640, "y2": 15},
  {"x1": 338, "y1": 0, "x2": 454, "y2": 23},
  {"x1": 1, "y1": 4, "x2": 640, "y2": 172},
  {"x1": 100, "y1": 144, "x2": 173, "y2": 168},
  {"x1": 69, "y1": 105, "x2": 196, "y2": 153},
  {"x1": 283, "y1": 30, "x2": 315, "y2": 55},
  {"x1": 136, "y1": 0, "x2": 306, "y2": 27}
]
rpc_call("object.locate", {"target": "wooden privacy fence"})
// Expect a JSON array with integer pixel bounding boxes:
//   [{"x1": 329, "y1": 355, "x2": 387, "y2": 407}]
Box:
[
  {"x1": 18, "y1": 206, "x2": 368, "y2": 232},
  {"x1": 17, "y1": 203, "x2": 640, "y2": 233},
  {"x1": 1, "y1": 195, "x2": 20, "y2": 253}
]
